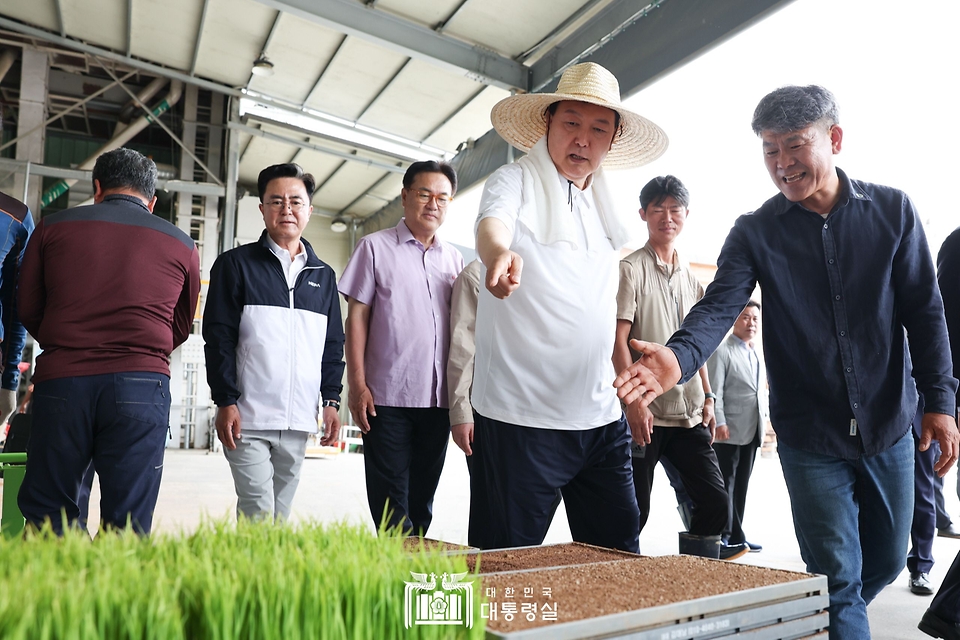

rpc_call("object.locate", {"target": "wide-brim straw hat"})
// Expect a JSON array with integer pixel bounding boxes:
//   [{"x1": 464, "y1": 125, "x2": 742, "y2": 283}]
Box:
[{"x1": 490, "y1": 62, "x2": 668, "y2": 170}]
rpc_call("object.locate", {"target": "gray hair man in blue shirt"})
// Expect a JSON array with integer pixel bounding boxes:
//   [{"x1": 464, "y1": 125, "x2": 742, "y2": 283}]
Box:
[{"x1": 614, "y1": 85, "x2": 959, "y2": 640}]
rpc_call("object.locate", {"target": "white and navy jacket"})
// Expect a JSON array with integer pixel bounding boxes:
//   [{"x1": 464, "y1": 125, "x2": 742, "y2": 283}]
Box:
[{"x1": 203, "y1": 231, "x2": 345, "y2": 432}]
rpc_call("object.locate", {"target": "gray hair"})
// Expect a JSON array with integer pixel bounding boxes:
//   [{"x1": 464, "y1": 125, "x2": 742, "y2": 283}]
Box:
[
  {"x1": 92, "y1": 147, "x2": 158, "y2": 200},
  {"x1": 751, "y1": 85, "x2": 839, "y2": 135}
]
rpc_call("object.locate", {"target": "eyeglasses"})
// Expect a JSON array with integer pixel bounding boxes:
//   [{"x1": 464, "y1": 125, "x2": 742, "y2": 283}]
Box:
[
  {"x1": 415, "y1": 191, "x2": 452, "y2": 208},
  {"x1": 264, "y1": 199, "x2": 307, "y2": 212}
]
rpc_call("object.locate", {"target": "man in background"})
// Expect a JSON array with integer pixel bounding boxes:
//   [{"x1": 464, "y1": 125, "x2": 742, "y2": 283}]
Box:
[
  {"x1": 17, "y1": 148, "x2": 200, "y2": 535},
  {"x1": 708, "y1": 300, "x2": 768, "y2": 553},
  {"x1": 614, "y1": 175, "x2": 746, "y2": 560},
  {"x1": 0, "y1": 110, "x2": 34, "y2": 430},
  {"x1": 918, "y1": 226, "x2": 960, "y2": 638}
]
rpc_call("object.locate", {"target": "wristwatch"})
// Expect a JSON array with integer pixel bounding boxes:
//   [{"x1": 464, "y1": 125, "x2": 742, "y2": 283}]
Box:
[
  {"x1": 322, "y1": 400, "x2": 341, "y2": 410},
  {"x1": 704, "y1": 392, "x2": 717, "y2": 401}
]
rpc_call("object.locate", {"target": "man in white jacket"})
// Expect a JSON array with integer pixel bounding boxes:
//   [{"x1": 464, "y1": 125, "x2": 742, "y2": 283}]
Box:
[{"x1": 204, "y1": 163, "x2": 345, "y2": 520}]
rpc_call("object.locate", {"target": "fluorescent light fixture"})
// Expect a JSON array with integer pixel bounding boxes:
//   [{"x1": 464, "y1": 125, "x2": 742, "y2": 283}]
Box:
[
  {"x1": 239, "y1": 95, "x2": 450, "y2": 163},
  {"x1": 330, "y1": 217, "x2": 349, "y2": 233},
  {"x1": 252, "y1": 55, "x2": 274, "y2": 77}
]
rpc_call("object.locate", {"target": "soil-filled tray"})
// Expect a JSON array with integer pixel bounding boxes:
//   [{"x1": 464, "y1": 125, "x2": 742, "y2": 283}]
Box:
[
  {"x1": 402, "y1": 537, "x2": 474, "y2": 552},
  {"x1": 467, "y1": 542, "x2": 637, "y2": 573},
  {"x1": 480, "y1": 555, "x2": 828, "y2": 638}
]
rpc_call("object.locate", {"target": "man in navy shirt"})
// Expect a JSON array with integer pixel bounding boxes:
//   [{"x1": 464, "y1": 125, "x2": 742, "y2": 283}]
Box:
[{"x1": 614, "y1": 85, "x2": 959, "y2": 640}]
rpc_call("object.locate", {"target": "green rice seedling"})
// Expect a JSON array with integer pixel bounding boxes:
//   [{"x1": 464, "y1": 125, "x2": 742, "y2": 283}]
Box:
[{"x1": 0, "y1": 518, "x2": 483, "y2": 639}]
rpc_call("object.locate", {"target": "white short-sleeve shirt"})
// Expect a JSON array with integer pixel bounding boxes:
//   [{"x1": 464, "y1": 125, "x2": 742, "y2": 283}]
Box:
[{"x1": 472, "y1": 162, "x2": 622, "y2": 430}]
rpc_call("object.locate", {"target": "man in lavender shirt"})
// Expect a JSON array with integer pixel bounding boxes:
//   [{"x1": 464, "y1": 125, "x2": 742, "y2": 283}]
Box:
[{"x1": 339, "y1": 161, "x2": 463, "y2": 535}]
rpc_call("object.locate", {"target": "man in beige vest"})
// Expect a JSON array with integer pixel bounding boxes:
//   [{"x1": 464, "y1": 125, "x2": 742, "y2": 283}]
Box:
[{"x1": 614, "y1": 175, "x2": 747, "y2": 561}]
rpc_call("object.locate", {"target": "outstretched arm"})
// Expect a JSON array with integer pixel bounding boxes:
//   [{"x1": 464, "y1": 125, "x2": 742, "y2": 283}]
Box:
[
  {"x1": 477, "y1": 218, "x2": 522, "y2": 299},
  {"x1": 613, "y1": 340, "x2": 681, "y2": 407}
]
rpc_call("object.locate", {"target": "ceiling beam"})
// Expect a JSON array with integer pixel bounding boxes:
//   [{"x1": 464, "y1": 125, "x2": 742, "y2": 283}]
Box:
[
  {"x1": 301, "y1": 34, "x2": 347, "y2": 107},
  {"x1": 398, "y1": 0, "x2": 799, "y2": 215},
  {"x1": 529, "y1": 0, "x2": 667, "y2": 91},
  {"x1": 435, "y1": 0, "x2": 471, "y2": 33},
  {"x1": 337, "y1": 171, "x2": 393, "y2": 216},
  {"x1": 517, "y1": 0, "x2": 608, "y2": 64},
  {"x1": 355, "y1": 58, "x2": 410, "y2": 122},
  {"x1": 244, "y1": 12, "x2": 283, "y2": 90},
  {"x1": 0, "y1": 15, "x2": 241, "y2": 96},
  {"x1": 250, "y1": 0, "x2": 529, "y2": 91},
  {"x1": 189, "y1": 0, "x2": 211, "y2": 76},
  {"x1": 125, "y1": 0, "x2": 133, "y2": 56},
  {"x1": 530, "y1": 0, "x2": 796, "y2": 95},
  {"x1": 53, "y1": 0, "x2": 66, "y2": 37}
]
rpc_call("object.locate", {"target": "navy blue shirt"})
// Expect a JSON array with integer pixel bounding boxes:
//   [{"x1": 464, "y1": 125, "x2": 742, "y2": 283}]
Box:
[
  {"x1": 938, "y1": 226, "x2": 960, "y2": 413},
  {"x1": 666, "y1": 169, "x2": 958, "y2": 459}
]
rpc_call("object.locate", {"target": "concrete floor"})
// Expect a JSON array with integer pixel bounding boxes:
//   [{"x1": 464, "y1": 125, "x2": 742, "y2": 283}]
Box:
[{"x1": 77, "y1": 444, "x2": 960, "y2": 639}]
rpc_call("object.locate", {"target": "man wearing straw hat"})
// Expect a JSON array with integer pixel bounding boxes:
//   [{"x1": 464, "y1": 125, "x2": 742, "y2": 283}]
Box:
[{"x1": 469, "y1": 62, "x2": 666, "y2": 552}]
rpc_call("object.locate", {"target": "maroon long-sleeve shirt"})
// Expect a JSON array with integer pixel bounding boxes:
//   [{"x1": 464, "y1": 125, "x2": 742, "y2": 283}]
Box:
[{"x1": 18, "y1": 194, "x2": 200, "y2": 383}]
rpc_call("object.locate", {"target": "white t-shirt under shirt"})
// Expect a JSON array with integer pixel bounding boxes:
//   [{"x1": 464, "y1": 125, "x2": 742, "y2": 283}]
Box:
[{"x1": 472, "y1": 161, "x2": 623, "y2": 430}]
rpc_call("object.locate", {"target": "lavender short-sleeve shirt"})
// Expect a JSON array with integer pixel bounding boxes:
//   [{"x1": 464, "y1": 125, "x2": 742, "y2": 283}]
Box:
[{"x1": 339, "y1": 219, "x2": 463, "y2": 408}]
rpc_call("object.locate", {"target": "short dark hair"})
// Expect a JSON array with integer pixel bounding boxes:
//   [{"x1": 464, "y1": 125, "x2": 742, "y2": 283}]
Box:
[
  {"x1": 257, "y1": 163, "x2": 316, "y2": 201},
  {"x1": 751, "y1": 85, "x2": 839, "y2": 135},
  {"x1": 744, "y1": 300, "x2": 761, "y2": 311},
  {"x1": 92, "y1": 148, "x2": 158, "y2": 200},
  {"x1": 546, "y1": 101, "x2": 622, "y2": 139},
  {"x1": 639, "y1": 175, "x2": 690, "y2": 210},
  {"x1": 402, "y1": 161, "x2": 457, "y2": 196}
]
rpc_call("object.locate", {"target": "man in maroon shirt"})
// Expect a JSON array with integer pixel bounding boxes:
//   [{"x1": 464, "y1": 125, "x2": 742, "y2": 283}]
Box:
[{"x1": 17, "y1": 147, "x2": 200, "y2": 535}]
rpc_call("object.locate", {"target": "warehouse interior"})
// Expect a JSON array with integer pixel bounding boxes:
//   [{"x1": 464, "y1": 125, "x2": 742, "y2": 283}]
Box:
[{"x1": 0, "y1": 0, "x2": 794, "y2": 448}]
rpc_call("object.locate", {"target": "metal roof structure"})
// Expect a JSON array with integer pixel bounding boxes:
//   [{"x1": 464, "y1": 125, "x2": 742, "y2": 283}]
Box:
[{"x1": 0, "y1": 0, "x2": 795, "y2": 233}]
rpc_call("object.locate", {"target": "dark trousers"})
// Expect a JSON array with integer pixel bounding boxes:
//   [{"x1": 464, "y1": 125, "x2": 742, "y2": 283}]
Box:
[
  {"x1": 361, "y1": 406, "x2": 450, "y2": 535},
  {"x1": 660, "y1": 457, "x2": 695, "y2": 528},
  {"x1": 935, "y1": 474, "x2": 953, "y2": 530},
  {"x1": 713, "y1": 434, "x2": 760, "y2": 544},
  {"x1": 464, "y1": 422, "x2": 563, "y2": 537},
  {"x1": 910, "y1": 403, "x2": 939, "y2": 573},
  {"x1": 18, "y1": 372, "x2": 171, "y2": 535},
  {"x1": 931, "y1": 551, "x2": 960, "y2": 624},
  {"x1": 633, "y1": 424, "x2": 728, "y2": 536},
  {"x1": 469, "y1": 413, "x2": 640, "y2": 553}
]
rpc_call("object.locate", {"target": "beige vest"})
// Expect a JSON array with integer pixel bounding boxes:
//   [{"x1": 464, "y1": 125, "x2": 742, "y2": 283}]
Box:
[{"x1": 617, "y1": 243, "x2": 705, "y2": 427}]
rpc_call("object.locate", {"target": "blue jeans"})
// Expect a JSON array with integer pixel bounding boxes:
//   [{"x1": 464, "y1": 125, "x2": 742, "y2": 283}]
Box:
[
  {"x1": 18, "y1": 372, "x2": 171, "y2": 535},
  {"x1": 778, "y1": 433, "x2": 913, "y2": 640}
]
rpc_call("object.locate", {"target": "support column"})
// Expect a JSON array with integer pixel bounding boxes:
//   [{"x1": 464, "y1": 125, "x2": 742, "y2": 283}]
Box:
[
  {"x1": 221, "y1": 97, "x2": 240, "y2": 254},
  {"x1": 13, "y1": 47, "x2": 49, "y2": 218},
  {"x1": 170, "y1": 84, "x2": 198, "y2": 449}
]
